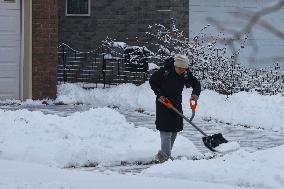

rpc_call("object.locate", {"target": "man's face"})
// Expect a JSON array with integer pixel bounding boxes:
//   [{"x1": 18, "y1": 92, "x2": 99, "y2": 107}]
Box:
[{"x1": 175, "y1": 67, "x2": 187, "y2": 75}]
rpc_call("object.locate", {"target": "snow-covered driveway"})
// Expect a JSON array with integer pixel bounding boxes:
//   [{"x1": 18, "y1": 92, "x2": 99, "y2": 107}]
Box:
[{"x1": 1, "y1": 103, "x2": 284, "y2": 171}]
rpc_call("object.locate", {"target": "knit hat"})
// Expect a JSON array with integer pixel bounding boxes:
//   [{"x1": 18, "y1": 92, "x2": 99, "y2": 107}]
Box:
[{"x1": 174, "y1": 54, "x2": 189, "y2": 69}]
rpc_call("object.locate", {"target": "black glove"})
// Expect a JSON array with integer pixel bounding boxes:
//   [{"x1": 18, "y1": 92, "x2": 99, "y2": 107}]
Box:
[
  {"x1": 158, "y1": 96, "x2": 168, "y2": 102},
  {"x1": 191, "y1": 94, "x2": 199, "y2": 102},
  {"x1": 158, "y1": 96, "x2": 173, "y2": 108}
]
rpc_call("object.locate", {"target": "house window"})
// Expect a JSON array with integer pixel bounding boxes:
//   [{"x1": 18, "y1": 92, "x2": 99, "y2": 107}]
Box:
[{"x1": 66, "y1": 0, "x2": 91, "y2": 16}]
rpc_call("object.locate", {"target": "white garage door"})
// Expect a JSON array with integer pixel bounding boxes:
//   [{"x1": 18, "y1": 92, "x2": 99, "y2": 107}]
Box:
[
  {"x1": 0, "y1": 0, "x2": 21, "y2": 100},
  {"x1": 189, "y1": 0, "x2": 284, "y2": 69}
]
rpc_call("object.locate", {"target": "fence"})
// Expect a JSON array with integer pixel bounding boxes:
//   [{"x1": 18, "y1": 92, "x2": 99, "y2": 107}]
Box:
[
  {"x1": 57, "y1": 43, "x2": 284, "y2": 95},
  {"x1": 57, "y1": 43, "x2": 150, "y2": 88}
]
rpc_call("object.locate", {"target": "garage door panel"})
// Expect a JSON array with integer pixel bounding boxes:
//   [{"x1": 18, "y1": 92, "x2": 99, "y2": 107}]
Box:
[
  {"x1": 0, "y1": 13, "x2": 20, "y2": 31},
  {"x1": 0, "y1": 69, "x2": 19, "y2": 77},
  {"x1": 0, "y1": 63, "x2": 19, "y2": 70},
  {"x1": 0, "y1": 78, "x2": 19, "y2": 99},
  {"x1": 0, "y1": 93, "x2": 18, "y2": 100},
  {"x1": 0, "y1": 0, "x2": 20, "y2": 100},
  {"x1": 0, "y1": 46, "x2": 19, "y2": 63},
  {"x1": 0, "y1": 0, "x2": 20, "y2": 10}
]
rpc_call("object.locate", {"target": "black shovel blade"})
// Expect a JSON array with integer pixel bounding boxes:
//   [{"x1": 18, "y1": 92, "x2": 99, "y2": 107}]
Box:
[{"x1": 202, "y1": 133, "x2": 228, "y2": 152}]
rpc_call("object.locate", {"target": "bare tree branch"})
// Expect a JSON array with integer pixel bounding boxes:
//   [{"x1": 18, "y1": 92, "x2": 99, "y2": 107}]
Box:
[{"x1": 258, "y1": 19, "x2": 284, "y2": 39}]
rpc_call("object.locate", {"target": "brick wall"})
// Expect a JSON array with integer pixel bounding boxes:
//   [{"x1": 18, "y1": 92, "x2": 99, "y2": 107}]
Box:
[
  {"x1": 32, "y1": 0, "x2": 58, "y2": 99},
  {"x1": 59, "y1": 0, "x2": 189, "y2": 51}
]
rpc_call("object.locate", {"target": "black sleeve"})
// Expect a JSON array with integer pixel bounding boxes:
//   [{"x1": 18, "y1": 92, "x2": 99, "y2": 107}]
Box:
[
  {"x1": 185, "y1": 71, "x2": 201, "y2": 96},
  {"x1": 149, "y1": 68, "x2": 166, "y2": 98}
]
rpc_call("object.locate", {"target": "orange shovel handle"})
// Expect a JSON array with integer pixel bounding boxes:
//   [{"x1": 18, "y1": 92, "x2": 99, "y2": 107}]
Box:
[{"x1": 190, "y1": 96, "x2": 198, "y2": 111}]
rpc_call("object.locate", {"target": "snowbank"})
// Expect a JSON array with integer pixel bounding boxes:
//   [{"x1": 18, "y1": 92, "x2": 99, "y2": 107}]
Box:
[
  {"x1": 142, "y1": 145, "x2": 284, "y2": 189},
  {"x1": 0, "y1": 108, "x2": 199, "y2": 167},
  {"x1": 0, "y1": 159, "x2": 246, "y2": 189},
  {"x1": 197, "y1": 90, "x2": 284, "y2": 132},
  {"x1": 57, "y1": 83, "x2": 155, "y2": 111},
  {"x1": 57, "y1": 83, "x2": 284, "y2": 131}
]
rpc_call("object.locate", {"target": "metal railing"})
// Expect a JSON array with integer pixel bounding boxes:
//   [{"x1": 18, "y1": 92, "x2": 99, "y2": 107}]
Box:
[{"x1": 57, "y1": 43, "x2": 149, "y2": 88}]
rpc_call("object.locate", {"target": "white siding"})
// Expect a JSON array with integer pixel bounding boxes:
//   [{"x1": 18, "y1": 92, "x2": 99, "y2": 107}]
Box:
[{"x1": 189, "y1": 0, "x2": 284, "y2": 69}]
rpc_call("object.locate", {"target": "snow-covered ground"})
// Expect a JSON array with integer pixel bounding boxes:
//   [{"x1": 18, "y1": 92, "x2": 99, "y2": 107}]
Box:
[
  {"x1": 57, "y1": 83, "x2": 284, "y2": 131},
  {"x1": 0, "y1": 159, "x2": 248, "y2": 189},
  {"x1": 0, "y1": 108, "x2": 199, "y2": 167},
  {"x1": 143, "y1": 146, "x2": 284, "y2": 189},
  {"x1": 1, "y1": 83, "x2": 284, "y2": 189}
]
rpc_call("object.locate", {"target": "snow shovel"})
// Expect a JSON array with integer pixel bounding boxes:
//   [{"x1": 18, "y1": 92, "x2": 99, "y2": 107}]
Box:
[{"x1": 158, "y1": 97, "x2": 228, "y2": 152}]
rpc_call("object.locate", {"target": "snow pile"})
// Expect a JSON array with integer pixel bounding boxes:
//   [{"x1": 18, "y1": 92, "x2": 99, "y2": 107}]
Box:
[
  {"x1": 148, "y1": 63, "x2": 160, "y2": 71},
  {"x1": 57, "y1": 83, "x2": 156, "y2": 111},
  {"x1": 215, "y1": 141, "x2": 240, "y2": 153},
  {"x1": 57, "y1": 83, "x2": 284, "y2": 131},
  {"x1": 197, "y1": 90, "x2": 284, "y2": 131},
  {"x1": 0, "y1": 108, "x2": 199, "y2": 167},
  {"x1": 0, "y1": 159, "x2": 246, "y2": 189},
  {"x1": 142, "y1": 145, "x2": 284, "y2": 189}
]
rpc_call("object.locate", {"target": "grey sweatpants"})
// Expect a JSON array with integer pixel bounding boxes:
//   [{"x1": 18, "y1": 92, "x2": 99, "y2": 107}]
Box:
[{"x1": 159, "y1": 131, "x2": 177, "y2": 159}]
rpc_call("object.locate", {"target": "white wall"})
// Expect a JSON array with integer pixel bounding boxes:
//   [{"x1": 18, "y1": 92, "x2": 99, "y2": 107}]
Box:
[{"x1": 189, "y1": 0, "x2": 284, "y2": 70}]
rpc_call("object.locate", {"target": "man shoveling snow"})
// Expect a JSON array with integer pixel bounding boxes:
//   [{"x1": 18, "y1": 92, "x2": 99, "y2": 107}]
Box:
[{"x1": 150, "y1": 54, "x2": 240, "y2": 162}]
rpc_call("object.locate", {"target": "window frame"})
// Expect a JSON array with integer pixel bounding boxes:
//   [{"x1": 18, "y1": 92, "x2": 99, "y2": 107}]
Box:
[{"x1": 65, "y1": 0, "x2": 91, "y2": 17}]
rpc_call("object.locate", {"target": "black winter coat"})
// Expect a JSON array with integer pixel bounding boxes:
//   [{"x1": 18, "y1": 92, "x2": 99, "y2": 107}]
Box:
[{"x1": 149, "y1": 58, "x2": 201, "y2": 132}]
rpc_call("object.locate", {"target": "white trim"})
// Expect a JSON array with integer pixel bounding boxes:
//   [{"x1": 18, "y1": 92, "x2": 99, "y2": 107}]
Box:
[
  {"x1": 65, "y1": 0, "x2": 91, "y2": 17},
  {"x1": 20, "y1": 0, "x2": 23, "y2": 100}
]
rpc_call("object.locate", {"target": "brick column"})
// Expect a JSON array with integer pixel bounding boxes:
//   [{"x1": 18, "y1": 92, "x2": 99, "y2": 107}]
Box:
[{"x1": 32, "y1": 0, "x2": 58, "y2": 99}]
